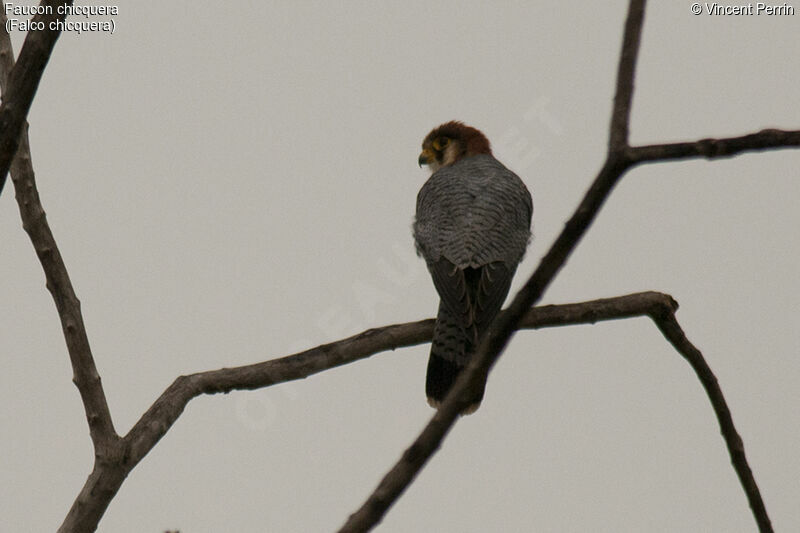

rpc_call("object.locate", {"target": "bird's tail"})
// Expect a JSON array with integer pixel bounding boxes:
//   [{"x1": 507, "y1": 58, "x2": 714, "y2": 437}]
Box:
[{"x1": 426, "y1": 303, "x2": 485, "y2": 414}]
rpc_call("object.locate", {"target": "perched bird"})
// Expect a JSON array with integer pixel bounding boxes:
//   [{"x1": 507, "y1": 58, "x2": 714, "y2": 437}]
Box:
[{"x1": 414, "y1": 121, "x2": 533, "y2": 414}]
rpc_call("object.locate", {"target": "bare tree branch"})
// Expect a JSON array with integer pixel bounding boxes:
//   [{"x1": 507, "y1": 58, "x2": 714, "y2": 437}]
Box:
[
  {"x1": 337, "y1": 296, "x2": 772, "y2": 533},
  {"x1": 64, "y1": 289, "x2": 682, "y2": 531},
  {"x1": 48, "y1": 288, "x2": 673, "y2": 531},
  {"x1": 338, "y1": 1, "x2": 774, "y2": 532},
  {"x1": 5, "y1": 124, "x2": 120, "y2": 449},
  {"x1": 0, "y1": 1, "x2": 73, "y2": 196},
  {"x1": 59, "y1": 292, "x2": 673, "y2": 532},
  {"x1": 654, "y1": 312, "x2": 772, "y2": 532},
  {"x1": 0, "y1": 12, "x2": 122, "y2": 533},
  {"x1": 609, "y1": 0, "x2": 646, "y2": 151},
  {"x1": 1, "y1": 8, "x2": 117, "y2": 449},
  {"x1": 123, "y1": 291, "x2": 677, "y2": 465},
  {"x1": 629, "y1": 128, "x2": 800, "y2": 163},
  {"x1": 2, "y1": 1, "x2": 788, "y2": 531},
  {"x1": 338, "y1": 1, "x2": 648, "y2": 529}
]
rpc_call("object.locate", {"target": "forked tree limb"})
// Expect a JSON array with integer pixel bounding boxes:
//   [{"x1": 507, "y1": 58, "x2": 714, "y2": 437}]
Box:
[
  {"x1": 2, "y1": 0, "x2": 792, "y2": 531},
  {"x1": 0, "y1": 95, "x2": 702, "y2": 533},
  {"x1": 123, "y1": 291, "x2": 677, "y2": 465},
  {"x1": 338, "y1": 2, "x2": 648, "y2": 529},
  {"x1": 73, "y1": 293, "x2": 684, "y2": 532},
  {"x1": 338, "y1": 1, "x2": 775, "y2": 532},
  {"x1": 0, "y1": 12, "x2": 121, "y2": 533},
  {"x1": 337, "y1": 297, "x2": 772, "y2": 533}
]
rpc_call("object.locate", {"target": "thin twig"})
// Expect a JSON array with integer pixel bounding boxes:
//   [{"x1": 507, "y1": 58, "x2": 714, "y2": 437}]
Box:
[
  {"x1": 609, "y1": 0, "x2": 646, "y2": 151},
  {"x1": 653, "y1": 313, "x2": 772, "y2": 532},
  {"x1": 0, "y1": 1, "x2": 73, "y2": 196},
  {"x1": 629, "y1": 128, "x2": 800, "y2": 163}
]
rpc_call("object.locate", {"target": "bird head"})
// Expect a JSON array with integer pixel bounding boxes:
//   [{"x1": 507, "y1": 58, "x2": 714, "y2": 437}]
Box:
[{"x1": 418, "y1": 121, "x2": 492, "y2": 172}]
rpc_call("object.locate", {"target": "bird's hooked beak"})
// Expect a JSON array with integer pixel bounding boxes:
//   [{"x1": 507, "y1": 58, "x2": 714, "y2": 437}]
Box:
[{"x1": 418, "y1": 148, "x2": 434, "y2": 167}]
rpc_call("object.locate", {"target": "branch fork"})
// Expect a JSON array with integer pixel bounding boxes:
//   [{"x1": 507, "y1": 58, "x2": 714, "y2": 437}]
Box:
[{"x1": 1, "y1": 1, "x2": 791, "y2": 531}]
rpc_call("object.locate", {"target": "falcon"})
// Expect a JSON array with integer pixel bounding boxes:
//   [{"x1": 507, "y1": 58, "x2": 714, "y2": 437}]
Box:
[{"x1": 414, "y1": 121, "x2": 533, "y2": 414}]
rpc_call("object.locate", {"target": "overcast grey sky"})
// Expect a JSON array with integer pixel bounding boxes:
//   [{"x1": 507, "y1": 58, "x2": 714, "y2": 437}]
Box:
[{"x1": 1, "y1": 2, "x2": 799, "y2": 531}]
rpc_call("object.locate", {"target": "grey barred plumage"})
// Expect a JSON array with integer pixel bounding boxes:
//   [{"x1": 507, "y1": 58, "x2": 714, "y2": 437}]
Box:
[
  {"x1": 414, "y1": 154, "x2": 532, "y2": 269},
  {"x1": 414, "y1": 122, "x2": 533, "y2": 413}
]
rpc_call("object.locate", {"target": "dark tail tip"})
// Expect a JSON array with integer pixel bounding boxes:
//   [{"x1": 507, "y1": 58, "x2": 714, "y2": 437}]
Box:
[{"x1": 425, "y1": 355, "x2": 485, "y2": 415}]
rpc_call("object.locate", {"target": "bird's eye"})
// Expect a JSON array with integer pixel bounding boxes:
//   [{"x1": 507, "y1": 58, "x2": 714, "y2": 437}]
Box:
[{"x1": 433, "y1": 137, "x2": 450, "y2": 151}]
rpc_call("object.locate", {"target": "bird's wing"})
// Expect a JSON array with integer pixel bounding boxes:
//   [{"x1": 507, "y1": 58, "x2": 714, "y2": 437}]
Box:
[
  {"x1": 427, "y1": 258, "x2": 516, "y2": 342},
  {"x1": 427, "y1": 257, "x2": 475, "y2": 341},
  {"x1": 470, "y1": 261, "x2": 516, "y2": 336}
]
